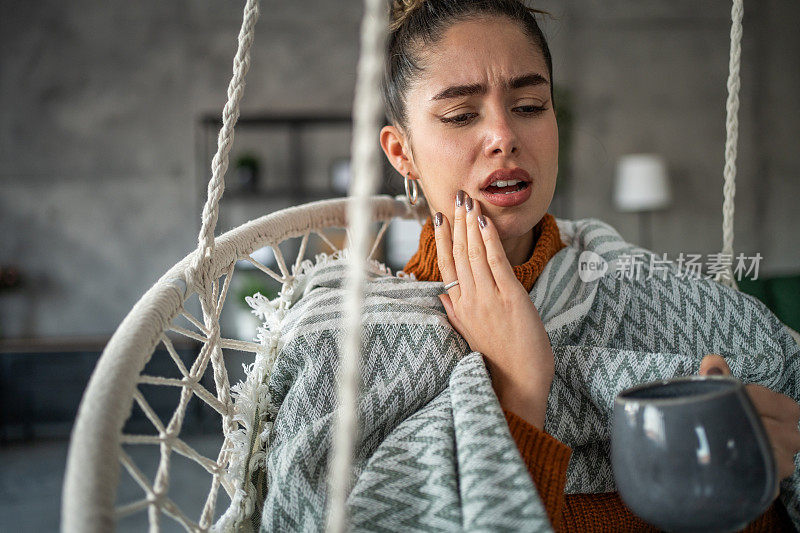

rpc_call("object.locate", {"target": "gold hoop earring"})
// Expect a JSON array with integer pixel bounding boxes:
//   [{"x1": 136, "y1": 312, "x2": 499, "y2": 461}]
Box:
[{"x1": 404, "y1": 171, "x2": 418, "y2": 205}]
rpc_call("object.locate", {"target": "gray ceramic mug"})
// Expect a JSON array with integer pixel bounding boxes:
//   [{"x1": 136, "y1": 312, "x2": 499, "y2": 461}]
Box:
[{"x1": 611, "y1": 375, "x2": 777, "y2": 533}]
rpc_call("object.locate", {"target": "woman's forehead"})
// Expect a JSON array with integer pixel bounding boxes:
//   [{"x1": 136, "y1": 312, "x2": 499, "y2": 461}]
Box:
[
  {"x1": 411, "y1": 17, "x2": 549, "y2": 99},
  {"x1": 426, "y1": 72, "x2": 550, "y2": 103}
]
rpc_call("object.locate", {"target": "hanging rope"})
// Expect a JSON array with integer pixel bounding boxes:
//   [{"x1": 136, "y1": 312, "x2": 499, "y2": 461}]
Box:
[
  {"x1": 185, "y1": 0, "x2": 261, "y2": 294},
  {"x1": 715, "y1": 0, "x2": 743, "y2": 290},
  {"x1": 325, "y1": 0, "x2": 388, "y2": 531}
]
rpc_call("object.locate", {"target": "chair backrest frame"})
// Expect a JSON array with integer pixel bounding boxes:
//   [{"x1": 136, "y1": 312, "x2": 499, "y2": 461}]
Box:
[{"x1": 62, "y1": 195, "x2": 428, "y2": 533}]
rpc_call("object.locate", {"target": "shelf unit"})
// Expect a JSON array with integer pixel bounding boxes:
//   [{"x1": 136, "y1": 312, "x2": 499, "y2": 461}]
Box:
[{"x1": 196, "y1": 112, "x2": 398, "y2": 205}]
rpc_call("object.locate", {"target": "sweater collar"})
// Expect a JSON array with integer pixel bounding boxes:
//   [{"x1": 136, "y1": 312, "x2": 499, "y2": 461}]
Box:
[{"x1": 402, "y1": 213, "x2": 566, "y2": 292}]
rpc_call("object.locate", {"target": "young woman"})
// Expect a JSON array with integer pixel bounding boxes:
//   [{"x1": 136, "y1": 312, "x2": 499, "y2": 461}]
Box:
[{"x1": 378, "y1": 0, "x2": 799, "y2": 530}]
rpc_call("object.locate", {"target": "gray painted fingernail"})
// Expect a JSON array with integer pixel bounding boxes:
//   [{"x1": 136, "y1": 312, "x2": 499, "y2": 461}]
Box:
[
  {"x1": 455, "y1": 190, "x2": 465, "y2": 207},
  {"x1": 434, "y1": 212, "x2": 443, "y2": 227},
  {"x1": 465, "y1": 196, "x2": 473, "y2": 211},
  {"x1": 478, "y1": 215, "x2": 487, "y2": 229}
]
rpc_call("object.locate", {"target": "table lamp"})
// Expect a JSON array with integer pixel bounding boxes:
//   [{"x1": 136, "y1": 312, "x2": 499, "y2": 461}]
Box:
[{"x1": 613, "y1": 154, "x2": 672, "y2": 250}]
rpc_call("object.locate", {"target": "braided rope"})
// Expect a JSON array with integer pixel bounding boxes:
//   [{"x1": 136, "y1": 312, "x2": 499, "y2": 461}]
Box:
[
  {"x1": 714, "y1": 0, "x2": 743, "y2": 290},
  {"x1": 325, "y1": 0, "x2": 388, "y2": 531},
  {"x1": 185, "y1": 0, "x2": 261, "y2": 294}
]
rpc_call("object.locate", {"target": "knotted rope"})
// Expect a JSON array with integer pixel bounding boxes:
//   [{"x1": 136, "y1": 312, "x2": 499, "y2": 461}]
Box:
[
  {"x1": 714, "y1": 0, "x2": 743, "y2": 290},
  {"x1": 185, "y1": 0, "x2": 260, "y2": 294}
]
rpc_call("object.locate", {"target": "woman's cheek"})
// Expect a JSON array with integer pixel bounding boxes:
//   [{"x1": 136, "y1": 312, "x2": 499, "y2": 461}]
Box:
[
  {"x1": 427, "y1": 138, "x2": 468, "y2": 194},
  {"x1": 439, "y1": 135, "x2": 477, "y2": 177}
]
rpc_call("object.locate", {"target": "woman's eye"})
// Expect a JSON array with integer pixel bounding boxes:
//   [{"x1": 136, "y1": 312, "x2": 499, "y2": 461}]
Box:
[
  {"x1": 440, "y1": 105, "x2": 548, "y2": 126},
  {"x1": 440, "y1": 112, "x2": 476, "y2": 125},
  {"x1": 514, "y1": 105, "x2": 548, "y2": 115}
]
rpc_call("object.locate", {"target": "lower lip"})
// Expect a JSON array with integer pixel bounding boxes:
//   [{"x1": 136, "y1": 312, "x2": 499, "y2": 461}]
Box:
[{"x1": 480, "y1": 182, "x2": 532, "y2": 207}]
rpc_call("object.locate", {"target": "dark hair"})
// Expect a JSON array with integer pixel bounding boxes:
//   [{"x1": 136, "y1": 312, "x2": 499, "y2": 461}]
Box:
[{"x1": 382, "y1": 0, "x2": 554, "y2": 133}]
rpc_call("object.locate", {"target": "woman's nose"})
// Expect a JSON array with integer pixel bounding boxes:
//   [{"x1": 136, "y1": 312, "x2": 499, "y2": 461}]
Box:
[{"x1": 484, "y1": 110, "x2": 519, "y2": 157}]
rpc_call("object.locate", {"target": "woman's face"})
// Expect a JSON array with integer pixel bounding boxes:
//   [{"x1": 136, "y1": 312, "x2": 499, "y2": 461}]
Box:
[{"x1": 381, "y1": 15, "x2": 558, "y2": 242}]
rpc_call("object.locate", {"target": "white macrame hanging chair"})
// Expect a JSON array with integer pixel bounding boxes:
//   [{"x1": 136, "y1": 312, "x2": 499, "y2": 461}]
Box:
[{"x1": 61, "y1": 0, "x2": 800, "y2": 531}]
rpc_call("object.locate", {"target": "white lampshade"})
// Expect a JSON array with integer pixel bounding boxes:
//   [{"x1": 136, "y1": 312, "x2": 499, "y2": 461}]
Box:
[
  {"x1": 385, "y1": 217, "x2": 423, "y2": 268},
  {"x1": 613, "y1": 154, "x2": 672, "y2": 212}
]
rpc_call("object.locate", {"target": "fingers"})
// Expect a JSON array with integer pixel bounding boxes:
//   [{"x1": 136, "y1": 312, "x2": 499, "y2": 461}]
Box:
[
  {"x1": 698, "y1": 355, "x2": 800, "y2": 424},
  {"x1": 746, "y1": 384, "x2": 800, "y2": 423},
  {"x1": 762, "y1": 416, "x2": 800, "y2": 480},
  {"x1": 464, "y1": 197, "x2": 496, "y2": 292},
  {"x1": 476, "y1": 211, "x2": 519, "y2": 292},
  {"x1": 698, "y1": 354, "x2": 732, "y2": 376},
  {"x1": 433, "y1": 211, "x2": 461, "y2": 299},
  {"x1": 698, "y1": 358, "x2": 800, "y2": 481},
  {"x1": 451, "y1": 190, "x2": 475, "y2": 294},
  {"x1": 434, "y1": 190, "x2": 519, "y2": 298},
  {"x1": 438, "y1": 293, "x2": 468, "y2": 338},
  {"x1": 744, "y1": 384, "x2": 800, "y2": 481}
]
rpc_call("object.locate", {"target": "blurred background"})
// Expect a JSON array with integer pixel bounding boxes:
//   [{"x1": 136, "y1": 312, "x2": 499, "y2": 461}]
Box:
[{"x1": 1, "y1": 0, "x2": 798, "y2": 530}]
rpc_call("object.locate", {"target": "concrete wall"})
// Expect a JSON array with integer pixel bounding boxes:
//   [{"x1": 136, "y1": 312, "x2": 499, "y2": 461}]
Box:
[
  {"x1": 1, "y1": 0, "x2": 798, "y2": 338},
  {"x1": 541, "y1": 0, "x2": 800, "y2": 274}
]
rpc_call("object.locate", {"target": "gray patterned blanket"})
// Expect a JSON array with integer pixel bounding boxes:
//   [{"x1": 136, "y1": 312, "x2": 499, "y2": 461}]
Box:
[{"x1": 220, "y1": 217, "x2": 800, "y2": 532}]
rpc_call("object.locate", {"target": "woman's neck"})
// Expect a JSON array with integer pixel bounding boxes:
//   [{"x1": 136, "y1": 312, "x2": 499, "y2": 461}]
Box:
[
  {"x1": 502, "y1": 228, "x2": 535, "y2": 267},
  {"x1": 402, "y1": 213, "x2": 566, "y2": 293}
]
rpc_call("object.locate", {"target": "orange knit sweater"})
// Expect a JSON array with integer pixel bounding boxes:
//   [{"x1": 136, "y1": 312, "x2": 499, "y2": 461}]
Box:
[{"x1": 404, "y1": 213, "x2": 794, "y2": 532}]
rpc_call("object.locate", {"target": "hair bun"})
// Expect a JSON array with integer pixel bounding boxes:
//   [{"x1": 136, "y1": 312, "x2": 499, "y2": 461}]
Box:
[
  {"x1": 389, "y1": 1, "x2": 547, "y2": 33},
  {"x1": 389, "y1": 0, "x2": 426, "y2": 31}
]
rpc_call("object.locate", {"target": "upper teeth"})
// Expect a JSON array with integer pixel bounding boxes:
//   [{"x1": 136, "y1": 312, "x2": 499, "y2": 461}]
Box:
[{"x1": 492, "y1": 179, "x2": 522, "y2": 187}]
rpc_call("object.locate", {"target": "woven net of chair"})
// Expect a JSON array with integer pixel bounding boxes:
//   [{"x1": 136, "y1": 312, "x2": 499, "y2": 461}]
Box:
[{"x1": 62, "y1": 190, "x2": 426, "y2": 531}]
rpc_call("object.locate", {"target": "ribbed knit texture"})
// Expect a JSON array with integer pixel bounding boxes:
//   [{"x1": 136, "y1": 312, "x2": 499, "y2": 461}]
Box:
[
  {"x1": 503, "y1": 408, "x2": 572, "y2": 531},
  {"x1": 403, "y1": 212, "x2": 566, "y2": 292},
  {"x1": 406, "y1": 213, "x2": 794, "y2": 532}
]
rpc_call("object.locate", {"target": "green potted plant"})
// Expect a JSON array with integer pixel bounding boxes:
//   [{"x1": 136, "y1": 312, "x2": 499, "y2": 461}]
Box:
[
  {"x1": 234, "y1": 153, "x2": 261, "y2": 192},
  {"x1": 229, "y1": 271, "x2": 281, "y2": 340}
]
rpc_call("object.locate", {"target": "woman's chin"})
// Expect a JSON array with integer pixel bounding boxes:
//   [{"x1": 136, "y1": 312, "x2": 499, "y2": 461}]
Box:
[
  {"x1": 492, "y1": 215, "x2": 537, "y2": 241},
  {"x1": 491, "y1": 198, "x2": 552, "y2": 240},
  {"x1": 484, "y1": 196, "x2": 547, "y2": 237}
]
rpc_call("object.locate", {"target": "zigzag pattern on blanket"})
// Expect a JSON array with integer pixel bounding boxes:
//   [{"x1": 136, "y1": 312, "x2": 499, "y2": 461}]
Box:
[
  {"x1": 262, "y1": 321, "x2": 472, "y2": 529},
  {"x1": 262, "y1": 327, "x2": 552, "y2": 530},
  {"x1": 347, "y1": 355, "x2": 554, "y2": 531},
  {"x1": 347, "y1": 390, "x2": 462, "y2": 529},
  {"x1": 241, "y1": 217, "x2": 800, "y2": 531},
  {"x1": 450, "y1": 356, "x2": 553, "y2": 530}
]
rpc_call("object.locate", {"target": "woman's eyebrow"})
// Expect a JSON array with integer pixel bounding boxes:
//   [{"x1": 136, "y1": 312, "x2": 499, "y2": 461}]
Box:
[
  {"x1": 430, "y1": 82, "x2": 484, "y2": 101},
  {"x1": 430, "y1": 72, "x2": 549, "y2": 101},
  {"x1": 507, "y1": 72, "x2": 549, "y2": 91}
]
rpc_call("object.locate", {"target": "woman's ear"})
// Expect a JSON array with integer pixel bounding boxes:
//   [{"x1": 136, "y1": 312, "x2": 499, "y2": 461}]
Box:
[{"x1": 380, "y1": 125, "x2": 412, "y2": 176}]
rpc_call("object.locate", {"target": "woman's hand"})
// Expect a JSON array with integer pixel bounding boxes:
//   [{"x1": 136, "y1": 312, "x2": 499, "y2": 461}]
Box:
[
  {"x1": 699, "y1": 354, "x2": 800, "y2": 499},
  {"x1": 434, "y1": 190, "x2": 555, "y2": 430}
]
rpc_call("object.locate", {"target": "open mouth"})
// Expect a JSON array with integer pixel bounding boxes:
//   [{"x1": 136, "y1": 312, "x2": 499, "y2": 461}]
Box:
[{"x1": 482, "y1": 179, "x2": 530, "y2": 195}]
